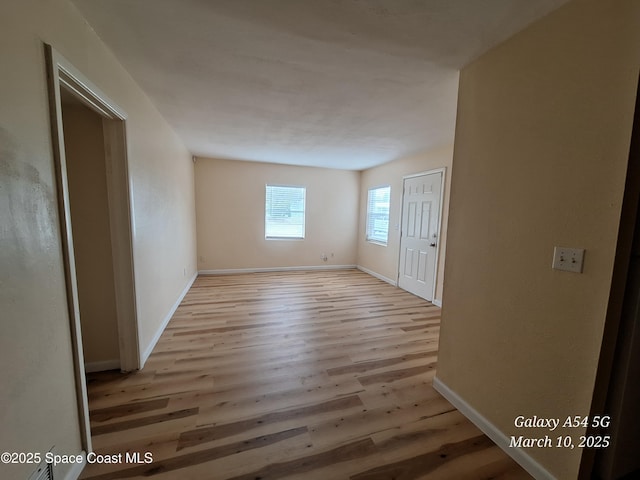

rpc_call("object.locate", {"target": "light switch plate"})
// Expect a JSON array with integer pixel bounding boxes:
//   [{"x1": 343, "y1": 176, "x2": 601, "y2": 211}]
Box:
[{"x1": 552, "y1": 246, "x2": 585, "y2": 273}]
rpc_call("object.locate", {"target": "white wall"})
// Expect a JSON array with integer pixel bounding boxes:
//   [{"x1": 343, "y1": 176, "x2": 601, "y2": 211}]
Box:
[
  {"x1": 195, "y1": 157, "x2": 359, "y2": 272},
  {"x1": 0, "y1": 0, "x2": 197, "y2": 478},
  {"x1": 436, "y1": 0, "x2": 640, "y2": 477},
  {"x1": 357, "y1": 146, "x2": 453, "y2": 302}
]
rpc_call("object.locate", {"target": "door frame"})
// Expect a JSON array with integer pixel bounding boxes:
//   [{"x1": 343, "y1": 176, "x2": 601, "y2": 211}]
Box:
[
  {"x1": 44, "y1": 44, "x2": 140, "y2": 451},
  {"x1": 397, "y1": 167, "x2": 447, "y2": 303},
  {"x1": 579, "y1": 74, "x2": 640, "y2": 480}
]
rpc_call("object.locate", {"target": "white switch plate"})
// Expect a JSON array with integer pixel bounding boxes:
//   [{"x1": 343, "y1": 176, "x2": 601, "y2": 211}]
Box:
[{"x1": 552, "y1": 246, "x2": 585, "y2": 273}]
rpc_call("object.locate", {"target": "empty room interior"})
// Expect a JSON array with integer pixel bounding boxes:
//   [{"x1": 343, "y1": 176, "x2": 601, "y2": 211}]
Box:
[{"x1": 2, "y1": 0, "x2": 640, "y2": 479}]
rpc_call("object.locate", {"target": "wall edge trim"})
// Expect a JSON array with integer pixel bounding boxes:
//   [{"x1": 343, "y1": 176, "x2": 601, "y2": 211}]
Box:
[
  {"x1": 432, "y1": 376, "x2": 556, "y2": 480},
  {"x1": 140, "y1": 272, "x2": 198, "y2": 367},
  {"x1": 84, "y1": 360, "x2": 120, "y2": 373},
  {"x1": 62, "y1": 450, "x2": 86, "y2": 480},
  {"x1": 356, "y1": 265, "x2": 398, "y2": 286},
  {"x1": 199, "y1": 265, "x2": 357, "y2": 275}
]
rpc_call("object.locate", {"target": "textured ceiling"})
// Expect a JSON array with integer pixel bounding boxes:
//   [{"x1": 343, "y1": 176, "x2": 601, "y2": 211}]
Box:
[{"x1": 71, "y1": 0, "x2": 569, "y2": 170}]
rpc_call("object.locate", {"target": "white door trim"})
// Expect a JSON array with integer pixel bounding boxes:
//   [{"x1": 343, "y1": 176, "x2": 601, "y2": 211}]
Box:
[
  {"x1": 44, "y1": 44, "x2": 141, "y2": 451},
  {"x1": 397, "y1": 167, "x2": 447, "y2": 303}
]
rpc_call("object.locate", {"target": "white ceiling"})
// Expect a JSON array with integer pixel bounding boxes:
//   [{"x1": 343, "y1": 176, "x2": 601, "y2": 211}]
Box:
[{"x1": 71, "y1": 0, "x2": 569, "y2": 170}]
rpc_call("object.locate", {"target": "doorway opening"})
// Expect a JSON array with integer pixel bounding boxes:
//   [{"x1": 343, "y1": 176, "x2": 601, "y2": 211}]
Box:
[{"x1": 45, "y1": 44, "x2": 140, "y2": 452}]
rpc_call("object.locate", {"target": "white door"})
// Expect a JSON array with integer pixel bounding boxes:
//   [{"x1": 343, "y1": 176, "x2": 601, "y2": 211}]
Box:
[{"x1": 398, "y1": 172, "x2": 442, "y2": 301}]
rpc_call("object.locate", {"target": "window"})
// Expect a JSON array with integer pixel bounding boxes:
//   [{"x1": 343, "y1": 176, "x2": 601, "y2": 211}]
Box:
[
  {"x1": 366, "y1": 185, "x2": 390, "y2": 245},
  {"x1": 265, "y1": 185, "x2": 306, "y2": 239}
]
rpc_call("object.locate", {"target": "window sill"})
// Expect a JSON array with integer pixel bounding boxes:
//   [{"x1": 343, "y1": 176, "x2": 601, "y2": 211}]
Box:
[
  {"x1": 367, "y1": 240, "x2": 388, "y2": 247},
  {"x1": 265, "y1": 237, "x2": 305, "y2": 241}
]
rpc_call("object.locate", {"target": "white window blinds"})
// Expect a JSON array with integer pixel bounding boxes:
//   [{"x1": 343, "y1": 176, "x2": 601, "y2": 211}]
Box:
[
  {"x1": 265, "y1": 185, "x2": 306, "y2": 239},
  {"x1": 366, "y1": 186, "x2": 390, "y2": 245}
]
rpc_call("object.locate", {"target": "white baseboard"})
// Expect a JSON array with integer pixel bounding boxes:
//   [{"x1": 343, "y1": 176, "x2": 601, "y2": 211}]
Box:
[
  {"x1": 356, "y1": 265, "x2": 398, "y2": 286},
  {"x1": 432, "y1": 377, "x2": 556, "y2": 480},
  {"x1": 84, "y1": 359, "x2": 120, "y2": 373},
  {"x1": 199, "y1": 265, "x2": 357, "y2": 275},
  {"x1": 62, "y1": 450, "x2": 86, "y2": 480},
  {"x1": 141, "y1": 272, "x2": 197, "y2": 367},
  {"x1": 356, "y1": 266, "x2": 442, "y2": 307}
]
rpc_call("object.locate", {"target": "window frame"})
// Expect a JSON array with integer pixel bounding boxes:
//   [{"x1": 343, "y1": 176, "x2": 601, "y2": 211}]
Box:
[
  {"x1": 366, "y1": 185, "x2": 391, "y2": 246},
  {"x1": 265, "y1": 184, "x2": 306, "y2": 240}
]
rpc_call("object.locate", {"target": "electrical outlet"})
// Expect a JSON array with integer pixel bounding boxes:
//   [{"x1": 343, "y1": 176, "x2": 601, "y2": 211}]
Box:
[{"x1": 552, "y1": 247, "x2": 585, "y2": 273}]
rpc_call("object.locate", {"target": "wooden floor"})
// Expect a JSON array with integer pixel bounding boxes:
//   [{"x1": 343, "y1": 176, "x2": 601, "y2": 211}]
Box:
[{"x1": 81, "y1": 269, "x2": 531, "y2": 480}]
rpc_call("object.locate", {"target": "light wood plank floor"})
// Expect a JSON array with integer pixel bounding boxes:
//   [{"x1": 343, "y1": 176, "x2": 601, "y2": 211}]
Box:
[{"x1": 80, "y1": 269, "x2": 531, "y2": 480}]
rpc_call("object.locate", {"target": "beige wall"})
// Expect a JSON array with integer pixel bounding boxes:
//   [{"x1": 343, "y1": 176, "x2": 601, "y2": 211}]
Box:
[
  {"x1": 436, "y1": 0, "x2": 640, "y2": 478},
  {"x1": 63, "y1": 103, "x2": 120, "y2": 366},
  {"x1": 195, "y1": 157, "x2": 359, "y2": 271},
  {"x1": 357, "y1": 146, "x2": 453, "y2": 303},
  {"x1": 0, "y1": 0, "x2": 197, "y2": 478}
]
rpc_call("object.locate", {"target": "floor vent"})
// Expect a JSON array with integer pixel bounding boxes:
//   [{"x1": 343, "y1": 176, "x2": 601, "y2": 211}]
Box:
[{"x1": 28, "y1": 458, "x2": 53, "y2": 480}]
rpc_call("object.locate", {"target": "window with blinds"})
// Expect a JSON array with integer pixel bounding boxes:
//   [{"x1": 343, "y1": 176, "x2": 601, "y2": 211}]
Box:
[
  {"x1": 265, "y1": 185, "x2": 306, "y2": 239},
  {"x1": 366, "y1": 185, "x2": 390, "y2": 245}
]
